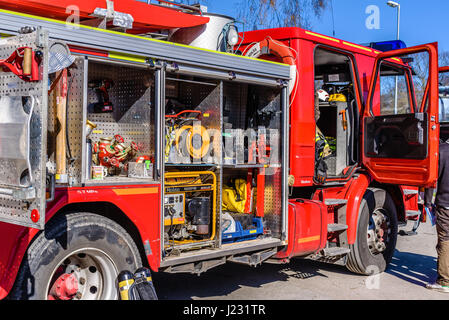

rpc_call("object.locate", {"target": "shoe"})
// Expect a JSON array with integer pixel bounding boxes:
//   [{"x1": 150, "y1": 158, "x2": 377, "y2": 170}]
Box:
[{"x1": 426, "y1": 282, "x2": 449, "y2": 293}]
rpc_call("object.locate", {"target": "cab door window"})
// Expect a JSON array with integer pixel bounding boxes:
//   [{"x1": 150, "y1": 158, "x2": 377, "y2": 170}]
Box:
[{"x1": 379, "y1": 63, "x2": 414, "y2": 115}]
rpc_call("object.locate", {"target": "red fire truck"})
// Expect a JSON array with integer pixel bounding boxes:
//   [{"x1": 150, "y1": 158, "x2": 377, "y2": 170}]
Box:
[{"x1": 0, "y1": 1, "x2": 440, "y2": 300}]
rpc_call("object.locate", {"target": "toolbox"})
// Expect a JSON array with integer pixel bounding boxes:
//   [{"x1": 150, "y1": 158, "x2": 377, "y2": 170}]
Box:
[{"x1": 222, "y1": 217, "x2": 264, "y2": 243}]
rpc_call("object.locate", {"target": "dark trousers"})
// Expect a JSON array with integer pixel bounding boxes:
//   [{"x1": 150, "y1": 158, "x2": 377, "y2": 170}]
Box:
[{"x1": 436, "y1": 206, "x2": 449, "y2": 286}]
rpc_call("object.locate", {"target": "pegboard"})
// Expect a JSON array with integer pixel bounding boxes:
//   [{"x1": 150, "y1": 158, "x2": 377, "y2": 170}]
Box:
[
  {"x1": 48, "y1": 56, "x2": 85, "y2": 185},
  {"x1": 86, "y1": 61, "x2": 155, "y2": 181},
  {"x1": 0, "y1": 30, "x2": 49, "y2": 229},
  {"x1": 165, "y1": 75, "x2": 221, "y2": 165}
]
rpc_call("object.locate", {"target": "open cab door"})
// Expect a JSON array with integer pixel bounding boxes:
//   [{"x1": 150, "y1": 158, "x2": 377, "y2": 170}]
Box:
[
  {"x1": 0, "y1": 30, "x2": 49, "y2": 229},
  {"x1": 363, "y1": 43, "x2": 439, "y2": 187}
]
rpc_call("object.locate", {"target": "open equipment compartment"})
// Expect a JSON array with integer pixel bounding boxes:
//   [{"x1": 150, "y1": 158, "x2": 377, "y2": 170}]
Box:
[
  {"x1": 221, "y1": 81, "x2": 283, "y2": 242},
  {"x1": 83, "y1": 59, "x2": 157, "y2": 184},
  {"x1": 163, "y1": 71, "x2": 222, "y2": 256},
  {"x1": 164, "y1": 73, "x2": 221, "y2": 166},
  {"x1": 161, "y1": 70, "x2": 287, "y2": 260}
]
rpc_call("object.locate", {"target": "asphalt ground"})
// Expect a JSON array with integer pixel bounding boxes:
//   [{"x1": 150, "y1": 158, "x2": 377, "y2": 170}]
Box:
[{"x1": 152, "y1": 219, "x2": 449, "y2": 300}]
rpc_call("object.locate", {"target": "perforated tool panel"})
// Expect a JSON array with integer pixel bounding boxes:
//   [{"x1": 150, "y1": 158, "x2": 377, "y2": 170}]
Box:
[
  {"x1": 0, "y1": 31, "x2": 49, "y2": 229},
  {"x1": 86, "y1": 61, "x2": 155, "y2": 182},
  {"x1": 48, "y1": 56, "x2": 85, "y2": 185},
  {"x1": 165, "y1": 75, "x2": 221, "y2": 165}
]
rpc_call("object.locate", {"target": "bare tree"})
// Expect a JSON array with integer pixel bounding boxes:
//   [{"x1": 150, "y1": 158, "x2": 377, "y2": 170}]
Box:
[
  {"x1": 379, "y1": 50, "x2": 449, "y2": 115},
  {"x1": 236, "y1": 0, "x2": 329, "y2": 30},
  {"x1": 439, "y1": 51, "x2": 449, "y2": 86},
  {"x1": 406, "y1": 51, "x2": 449, "y2": 100}
]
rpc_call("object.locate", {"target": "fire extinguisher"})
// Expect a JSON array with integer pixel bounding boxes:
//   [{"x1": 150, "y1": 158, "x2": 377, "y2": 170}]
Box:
[{"x1": 117, "y1": 267, "x2": 158, "y2": 300}]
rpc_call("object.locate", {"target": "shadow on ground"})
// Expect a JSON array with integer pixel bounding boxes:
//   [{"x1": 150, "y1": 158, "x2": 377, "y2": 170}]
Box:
[
  {"x1": 152, "y1": 258, "x2": 353, "y2": 300},
  {"x1": 152, "y1": 248, "x2": 439, "y2": 300},
  {"x1": 386, "y1": 249, "x2": 437, "y2": 287}
]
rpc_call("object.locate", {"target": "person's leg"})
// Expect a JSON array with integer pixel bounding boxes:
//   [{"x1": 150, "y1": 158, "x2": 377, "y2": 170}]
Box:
[
  {"x1": 436, "y1": 207, "x2": 449, "y2": 286},
  {"x1": 427, "y1": 207, "x2": 449, "y2": 292}
]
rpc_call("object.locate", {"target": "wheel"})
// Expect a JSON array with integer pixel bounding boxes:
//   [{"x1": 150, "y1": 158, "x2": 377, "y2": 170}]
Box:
[
  {"x1": 9, "y1": 212, "x2": 142, "y2": 300},
  {"x1": 346, "y1": 188, "x2": 398, "y2": 275}
]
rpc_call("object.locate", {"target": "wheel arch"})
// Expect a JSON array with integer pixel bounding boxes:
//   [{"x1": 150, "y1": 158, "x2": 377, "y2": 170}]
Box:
[
  {"x1": 369, "y1": 182, "x2": 406, "y2": 224},
  {"x1": 346, "y1": 186, "x2": 399, "y2": 274},
  {"x1": 2, "y1": 201, "x2": 152, "y2": 300},
  {"x1": 53, "y1": 202, "x2": 149, "y2": 268},
  {"x1": 345, "y1": 175, "x2": 401, "y2": 245}
]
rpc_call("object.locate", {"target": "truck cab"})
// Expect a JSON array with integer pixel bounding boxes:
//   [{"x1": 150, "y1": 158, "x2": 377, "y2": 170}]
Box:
[{"x1": 240, "y1": 27, "x2": 439, "y2": 271}]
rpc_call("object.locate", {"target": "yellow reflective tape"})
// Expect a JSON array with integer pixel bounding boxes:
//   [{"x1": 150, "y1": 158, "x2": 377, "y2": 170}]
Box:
[
  {"x1": 391, "y1": 58, "x2": 401, "y2": 62},
  {"x1": 305, "y1": 31, "x2": 340, "y2": 43},
  {"x1": 109, "y1": 51, "x2": 147, "y2": 63},
  {"x1": 342, "y1": 41, "x2": 373, "y2": 53},
  {"x1": 118, "y1": 279, "x2": 134, "y2": 290},
  {"x1": 0, "y1": 9, "x2": 287, "y2": 67},
  {"x1": 113, "y1": 187, "x2": 158, "y2": 196},
  {"x1": 298, "y1": 235, "x2": 320, "y2": 244}
]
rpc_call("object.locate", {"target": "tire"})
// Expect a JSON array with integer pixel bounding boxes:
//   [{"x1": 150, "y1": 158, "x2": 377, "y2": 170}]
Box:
[
  {"x1": 346, "y1": 188, "x2": 398, "y2": 275},
  {"x1": 9, "y1": 212, "x2": 143, "y2": 300}
]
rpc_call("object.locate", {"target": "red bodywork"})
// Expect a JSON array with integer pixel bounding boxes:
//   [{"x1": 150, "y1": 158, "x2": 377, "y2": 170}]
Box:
[
  {"x1": 0, "y1": 0, "x2": 209, "y2": 34},
  {"x1": 0, "y1": 185, "x2": 161, "y2": 299}
]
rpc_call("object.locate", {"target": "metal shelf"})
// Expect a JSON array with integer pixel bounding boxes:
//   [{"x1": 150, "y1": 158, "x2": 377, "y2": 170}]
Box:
[
  {"x1": 223, "y1": 164, "x2": 266, "y2": 168},
  {"x1": 165, "y1": 163, "x2": 219, "y2": 167}
]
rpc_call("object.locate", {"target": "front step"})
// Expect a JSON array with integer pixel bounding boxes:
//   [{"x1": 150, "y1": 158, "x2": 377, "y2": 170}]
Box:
[
  {"x1": 327, "y1": 223, "x2": 348, "y2": 233},
  {"x1": 324, "y1": 199, "x2": 348, "y2": 206},
  {"x1": 227, "y1": 247, "x2": 278, "y2": 267},
  {"x1": 322, "y1": 247, "x2": 351, "y2": 257}
]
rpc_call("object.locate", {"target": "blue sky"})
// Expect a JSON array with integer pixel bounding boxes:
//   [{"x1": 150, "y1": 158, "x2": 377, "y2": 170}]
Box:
[{"x1": 207, "y1": 0, "x2": 449, "y2": 52}]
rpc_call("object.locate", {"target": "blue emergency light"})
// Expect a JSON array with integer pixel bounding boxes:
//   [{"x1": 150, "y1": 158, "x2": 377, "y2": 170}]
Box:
[{"x1": 368, "y1": 40, "x2": 407, "y2": 52}]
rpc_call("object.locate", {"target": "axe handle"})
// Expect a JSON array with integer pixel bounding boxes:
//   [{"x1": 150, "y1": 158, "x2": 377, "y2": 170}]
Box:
[{"x1": 55, "y1": 69, "x2": 68, "y2": 180}]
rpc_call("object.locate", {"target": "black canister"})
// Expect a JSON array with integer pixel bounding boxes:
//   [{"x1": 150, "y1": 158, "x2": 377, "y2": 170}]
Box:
[{"x1": 188, "y1": 197, "x2": 211, "y2": 235}]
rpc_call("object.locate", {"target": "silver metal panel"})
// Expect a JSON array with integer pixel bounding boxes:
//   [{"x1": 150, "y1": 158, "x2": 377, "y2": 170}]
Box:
[
  {"x1": 0, "y1": 10, "x2": 291, "y2": 81},
  {"x1": 281, "y1": 86, "x2": 289, "y2": 241},
  {"x1": 174, "y1": 64, "x2": 282, "y2": 87},
  {"x1": 0, "y1": 96, "x2": 33, "y2": 186},
  {"x1": 160, "y1": 237, "x2": 282, "y2": 268},
  {"x1": 81, "y1": 57, "x2": 89, "y2": 184},
  {"x1": 0, "y1": 30, "x2": 49, "y2": 229},
  {"x1": 158, "y1": 68, "x2": 166, "y2": 260},
  {"x1": 323, "y1": 102, "x2": 349, "y2": 176},
  {"x1": 335, "y1": 101, "x2": 350, "y2": 176}
]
